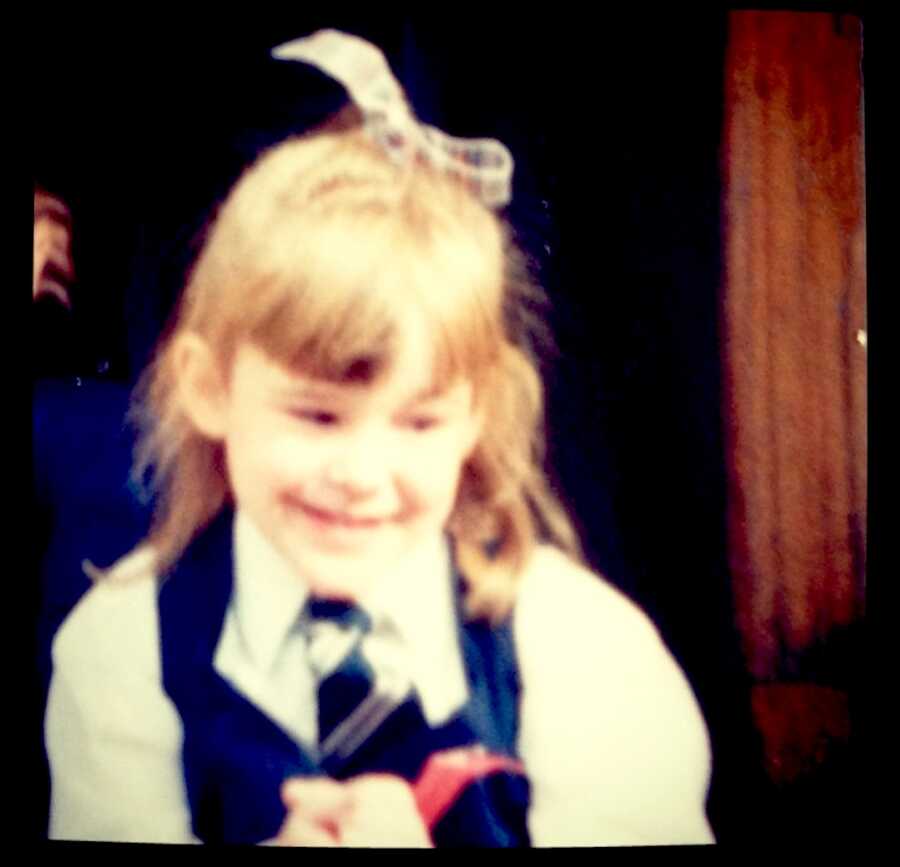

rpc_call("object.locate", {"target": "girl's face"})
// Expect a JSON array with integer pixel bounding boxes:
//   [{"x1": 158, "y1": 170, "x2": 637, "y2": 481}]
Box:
[{"x1": 218, "y1": 315, "x2": 482, "y2": 601}]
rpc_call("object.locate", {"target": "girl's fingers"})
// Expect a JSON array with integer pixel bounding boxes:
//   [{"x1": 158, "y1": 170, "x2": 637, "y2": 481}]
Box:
[
  {"x1": 271, "y1": 812, "x2": 340, "y2": 847},
  {"x1": 281, "y1": 776, "x2": 354, "y2": 822},
  {"x1": 342, "y1": 774, "x2": 433, "y2": 847},
  {"x1": 278, "y1": 774, "x2": 432, "y2": 846},
  {"x1": 276, "y1": 778, "x2": 353, "y2": 846}
]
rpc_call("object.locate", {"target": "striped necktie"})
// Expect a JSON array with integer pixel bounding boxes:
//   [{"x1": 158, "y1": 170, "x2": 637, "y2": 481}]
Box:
[{"x1": 303, "y1": 598, "x2": 412, "y2": 773}]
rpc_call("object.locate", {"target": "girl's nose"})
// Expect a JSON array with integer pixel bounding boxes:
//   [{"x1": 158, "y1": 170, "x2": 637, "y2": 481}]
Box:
[{"x1": 322, "y1": 437, "x2": 394, "y2": 499}]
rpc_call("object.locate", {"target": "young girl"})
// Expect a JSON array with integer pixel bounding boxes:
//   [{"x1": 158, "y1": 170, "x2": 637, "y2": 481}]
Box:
[{"x1": 45, "y1": 30, "x2": 714, "y2": 846}]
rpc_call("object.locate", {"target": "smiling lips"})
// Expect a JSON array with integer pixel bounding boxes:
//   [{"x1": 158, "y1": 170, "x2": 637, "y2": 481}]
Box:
[{"x1": 290, "y1": 498, "x2": 390, "y2": 530}]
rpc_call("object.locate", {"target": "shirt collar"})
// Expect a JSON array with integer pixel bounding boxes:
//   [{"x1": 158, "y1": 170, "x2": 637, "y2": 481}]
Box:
[
  {"x1": 232, "y1": 511, "x2": 310, "y2": 672},
  {"x1": 360, "y1": 531, "x2": 454, "y2": 649},
  {"x1": 232, "y1": 510, "x2": 453, "y2": 672}
]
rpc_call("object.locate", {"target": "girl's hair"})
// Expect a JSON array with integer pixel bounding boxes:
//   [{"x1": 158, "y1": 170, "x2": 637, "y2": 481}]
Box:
[{"x1": 128, "y1": 107, "x2": 583, "y2": 621}]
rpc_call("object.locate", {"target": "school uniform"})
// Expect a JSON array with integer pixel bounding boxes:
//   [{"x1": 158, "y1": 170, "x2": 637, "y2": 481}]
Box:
[{"x1": 46, "y1": 508, "x2": 715, "y2": 846}]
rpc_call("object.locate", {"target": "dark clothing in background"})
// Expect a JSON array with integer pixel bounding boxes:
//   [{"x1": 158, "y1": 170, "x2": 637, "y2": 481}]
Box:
[{"x1": 33, "y1": 377, "x2": 150, "y2": 683}]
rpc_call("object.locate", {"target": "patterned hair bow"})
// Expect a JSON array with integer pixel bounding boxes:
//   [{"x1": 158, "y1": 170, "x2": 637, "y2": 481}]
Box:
[{"x1": 271, "y1": 29, "x2": 514, "y2": 209}]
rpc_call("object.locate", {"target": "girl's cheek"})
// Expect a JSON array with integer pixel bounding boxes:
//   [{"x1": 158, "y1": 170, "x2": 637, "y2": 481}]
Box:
[
  {"x1": 263, "y1": 435, "x2": 322, "y2": 470},
  {"x1": 408, "y1": 457, "x2": 466, "y2": 497}
]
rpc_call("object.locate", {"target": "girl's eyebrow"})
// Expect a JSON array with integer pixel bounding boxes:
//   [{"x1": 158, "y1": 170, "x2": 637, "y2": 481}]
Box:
[
  {"x1": 408, "y1": 383, "x2": 471, "y2": 406},
  {"x1": 275, "y1": 382, "x2": 346, "y2": 401},
  {"x1": 274, "y1": 378, "x2": 468, "y2": 405}
]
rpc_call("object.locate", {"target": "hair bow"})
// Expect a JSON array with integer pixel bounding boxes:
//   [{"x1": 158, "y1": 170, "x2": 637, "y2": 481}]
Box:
[{"x1": 271, "y1": 29, "x2": 514, "y2": 209}]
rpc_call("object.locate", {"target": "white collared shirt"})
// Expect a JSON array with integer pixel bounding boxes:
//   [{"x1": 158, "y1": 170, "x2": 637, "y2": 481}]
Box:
[{"x1": 46, "y1": 512, "x2": 715, "y2": 846}]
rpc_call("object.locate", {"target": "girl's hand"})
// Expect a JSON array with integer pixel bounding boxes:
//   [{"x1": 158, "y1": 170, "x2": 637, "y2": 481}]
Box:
[
  {"x1": 269, "y1": 774, "x2": 433, "y2": 847},
  {"x1": 338, "y1": 774, "x2": 433, "y2": 847},
  {"x1": 265, "y1": 777, "x2": 349, "y2": 846}
]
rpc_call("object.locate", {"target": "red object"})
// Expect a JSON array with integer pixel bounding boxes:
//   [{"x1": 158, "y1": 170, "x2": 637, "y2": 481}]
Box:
[{"x1": 412, "y1": 747, "x2": 525, "y2": 828}]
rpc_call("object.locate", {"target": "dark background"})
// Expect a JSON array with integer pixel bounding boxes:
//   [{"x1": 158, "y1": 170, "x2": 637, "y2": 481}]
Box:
[{"x1": 32, "y1": 9, "x2": 787, "y2": 843}]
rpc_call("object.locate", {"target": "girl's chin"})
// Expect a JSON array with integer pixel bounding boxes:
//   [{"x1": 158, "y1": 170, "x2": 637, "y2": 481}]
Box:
[{"x1": 298, "y1": 557, "x2": 383, "y2": 602}]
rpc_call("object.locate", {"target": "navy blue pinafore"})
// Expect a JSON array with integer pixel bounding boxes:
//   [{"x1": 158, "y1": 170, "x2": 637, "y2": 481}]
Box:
[{"x1": 158, "y1": 509, "x2": 530, "y2": 845}]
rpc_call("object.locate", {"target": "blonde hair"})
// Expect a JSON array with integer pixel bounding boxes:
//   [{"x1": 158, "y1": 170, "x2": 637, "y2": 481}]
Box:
[{"x1": 128, "y1": 109, "x2": 583, "y2": 621}]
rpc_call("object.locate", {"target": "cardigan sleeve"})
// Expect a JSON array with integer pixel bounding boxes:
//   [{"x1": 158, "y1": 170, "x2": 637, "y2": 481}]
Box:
[
  {"x1": 45, "y1": 567, "x2": 198, "y2": 844},
  {"x1": 514, "y1": 547, "x2": 715, "y2": 846}
]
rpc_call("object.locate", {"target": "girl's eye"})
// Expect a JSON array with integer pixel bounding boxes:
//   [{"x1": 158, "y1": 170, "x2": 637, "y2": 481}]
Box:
[
  {"x1": 406, "y1": 416, "x2": 441, "y2": 432},
  {"x1": 292, "y1": 409, "x2": 339, "y2": 426}
]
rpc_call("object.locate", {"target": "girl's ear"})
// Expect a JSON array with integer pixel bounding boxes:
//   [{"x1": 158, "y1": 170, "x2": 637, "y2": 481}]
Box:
[{"x1": 172, "y1": 332, "x2": 230, "y2": 441}]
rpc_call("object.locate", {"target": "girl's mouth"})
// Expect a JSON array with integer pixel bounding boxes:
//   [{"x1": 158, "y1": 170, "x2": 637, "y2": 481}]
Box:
[{"x1": 289, "y1": 498, "x2": 388, "y2": 530}]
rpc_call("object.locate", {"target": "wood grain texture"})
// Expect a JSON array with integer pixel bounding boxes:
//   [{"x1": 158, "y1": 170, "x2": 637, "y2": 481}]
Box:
[{"x1": 721, "y1": 11, "x2": 865, "y2": 681}]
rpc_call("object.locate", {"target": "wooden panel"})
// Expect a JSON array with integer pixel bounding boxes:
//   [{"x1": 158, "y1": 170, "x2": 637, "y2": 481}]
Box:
[{"x1": 721, "y1": 11, "x2": 865, "y2": 681}]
